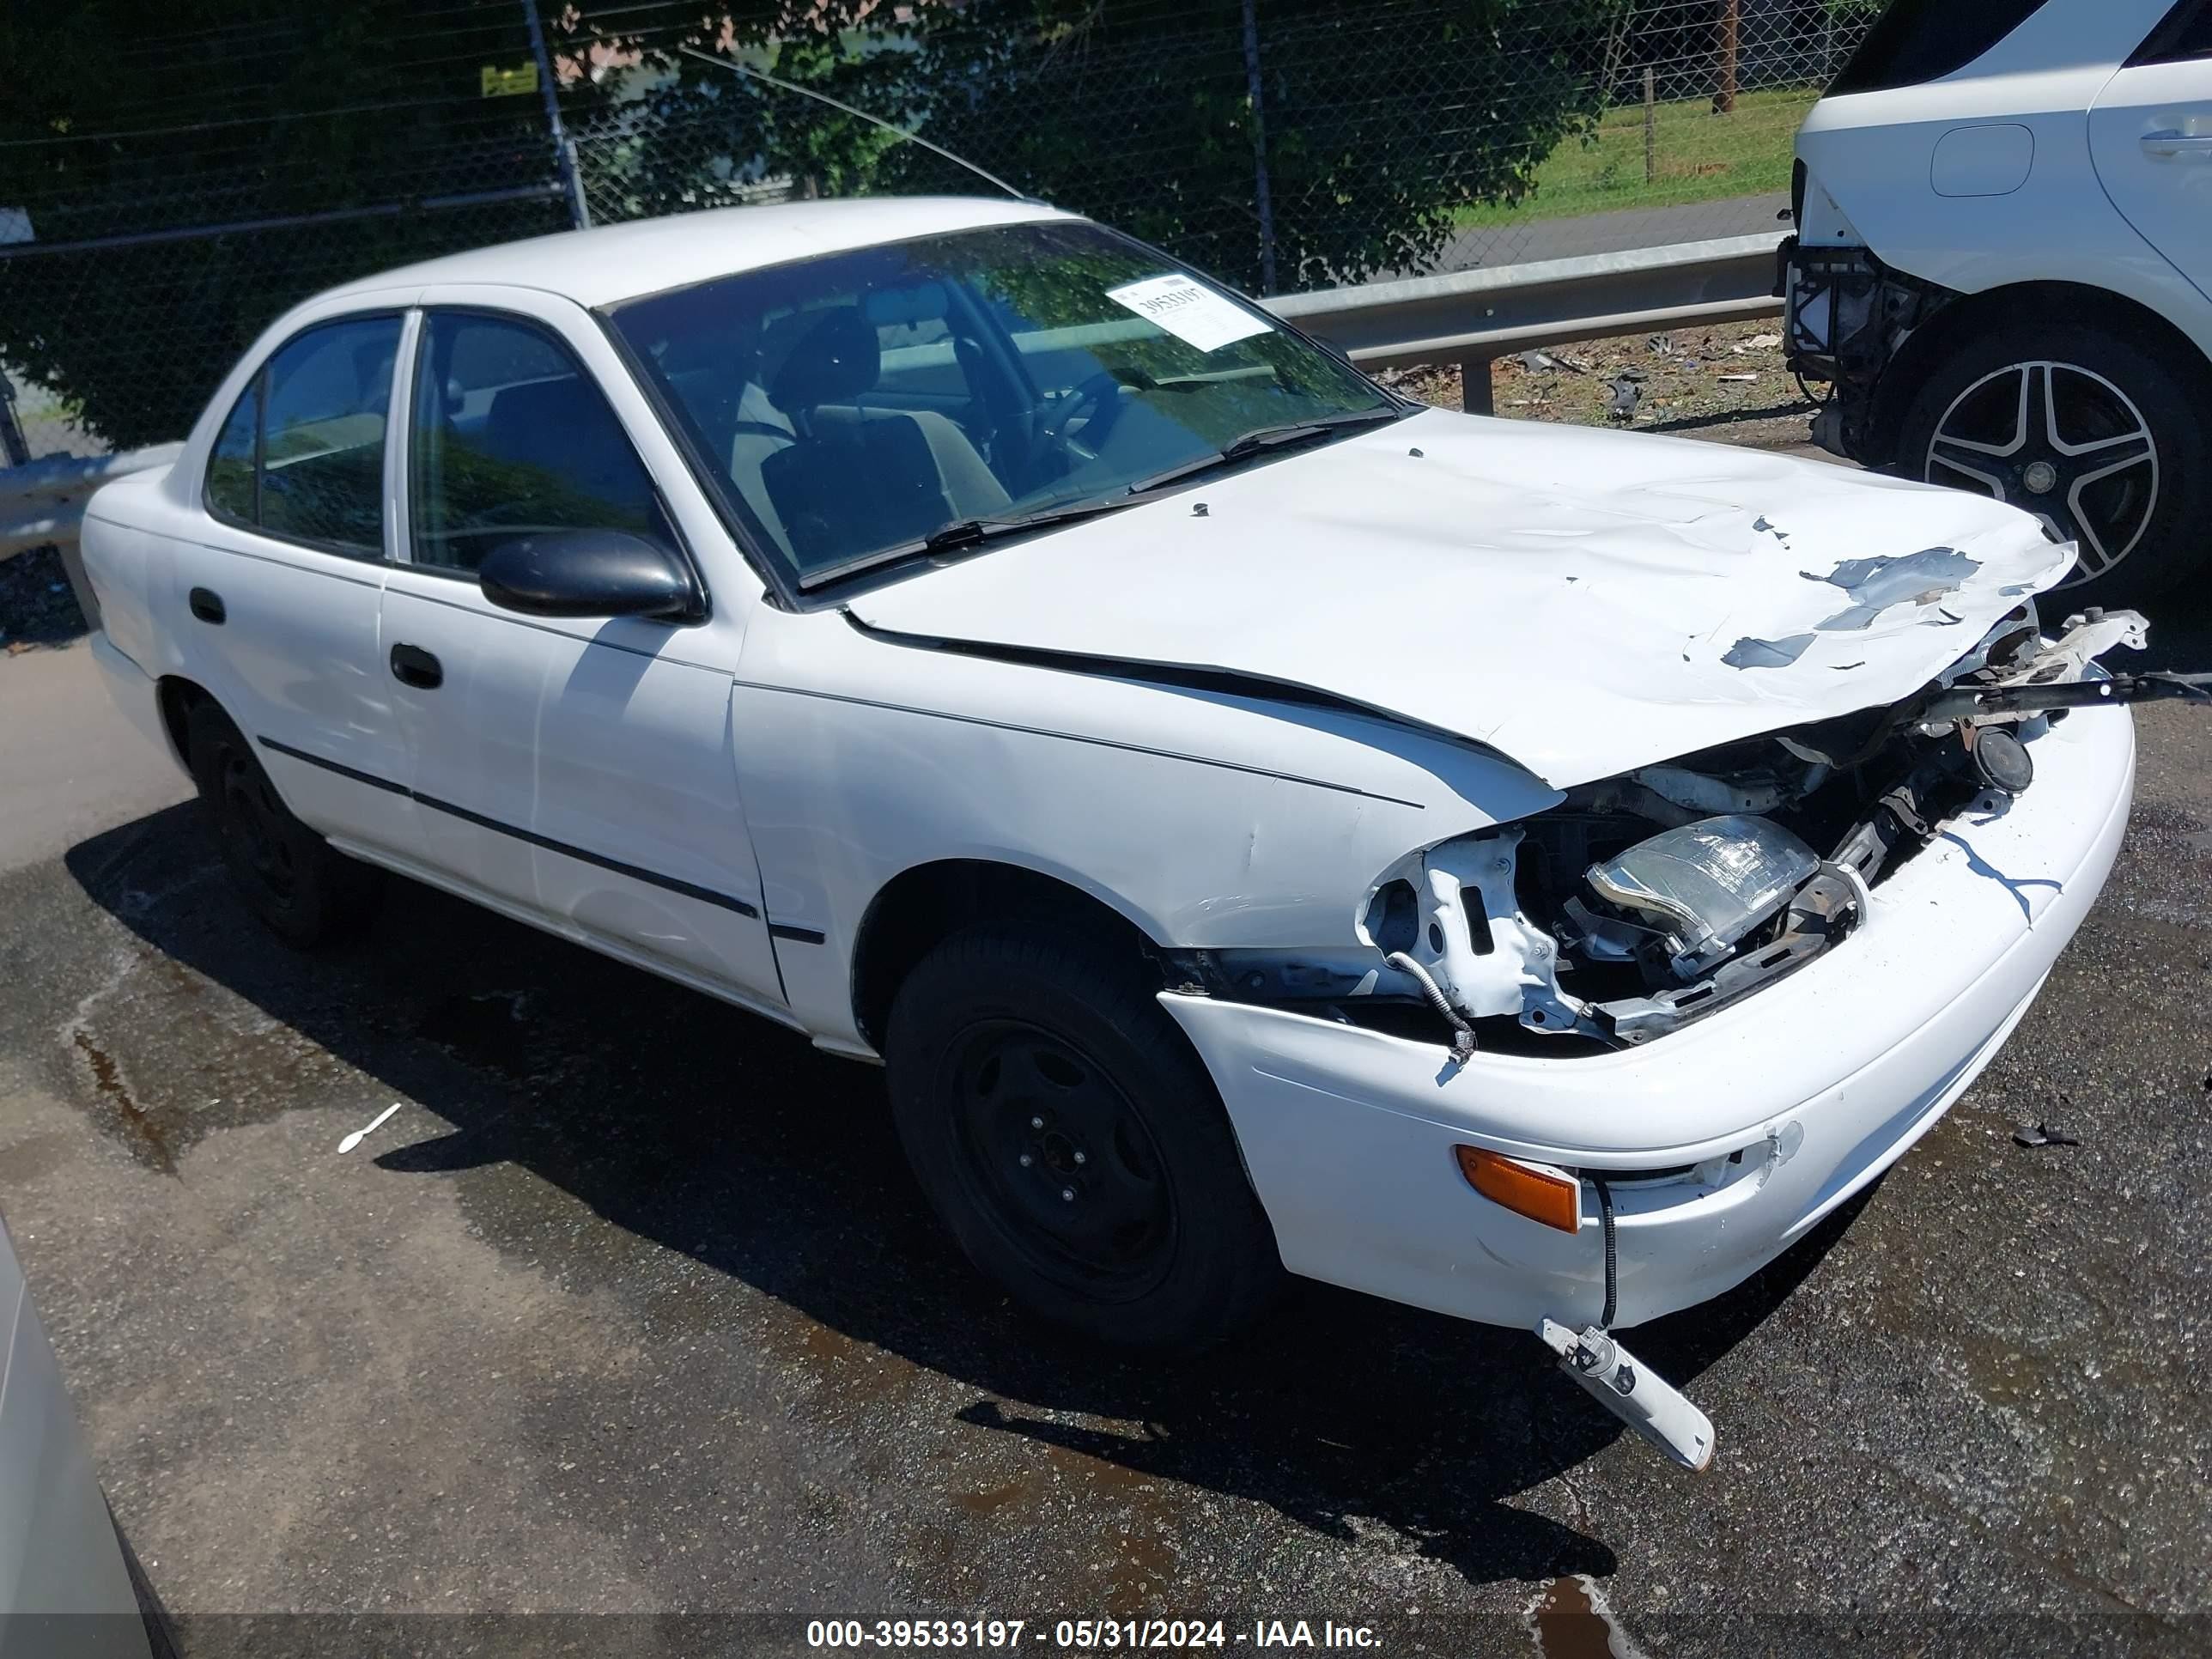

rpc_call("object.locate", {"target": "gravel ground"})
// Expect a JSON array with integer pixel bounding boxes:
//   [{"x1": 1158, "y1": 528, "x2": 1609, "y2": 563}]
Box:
[
  {"x1": 1387, "y1": 319, "x2": 1822, "y2": 453},
  {"x1": 2, "y1": 381, "x2": 2208, "y2": 1659},
  {"x1": 0, "y1": 543, "x2": 88, "y2": 650}
]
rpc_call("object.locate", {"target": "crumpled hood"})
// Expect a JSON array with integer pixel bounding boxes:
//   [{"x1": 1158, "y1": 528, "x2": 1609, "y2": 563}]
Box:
[{"x1": 844, "y1": 407, "x2": 2074, "y2": 787}]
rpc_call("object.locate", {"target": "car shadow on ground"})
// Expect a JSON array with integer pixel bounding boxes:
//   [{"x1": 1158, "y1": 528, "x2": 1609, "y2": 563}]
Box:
[{"x1": 64, "y1": 803, "x2": 1869, "y2": 1592}]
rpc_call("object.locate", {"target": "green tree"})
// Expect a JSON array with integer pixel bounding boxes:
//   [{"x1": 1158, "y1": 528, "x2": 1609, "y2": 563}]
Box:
[
  {"x1": 0, "y1": 1, "x2": 570, "y2": 447},
  {"x1": 878, "y1": 0, "x2": 1626, "y2": 292},
  {"x1": 2, "y1": 0, "x2": 1625, "y2": 447},
  {"x1": 572, "y1": 0, "x2": 1627, "y2": 293}
]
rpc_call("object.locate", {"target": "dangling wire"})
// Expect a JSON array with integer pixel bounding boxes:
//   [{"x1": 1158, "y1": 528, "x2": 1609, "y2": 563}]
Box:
[
  {"x1": 1593, "y1": 1175, "x2": 1618, "y2": 1328},
  {"x1": 677, "y1": 46, "x2": 1037, "y2": 205}
]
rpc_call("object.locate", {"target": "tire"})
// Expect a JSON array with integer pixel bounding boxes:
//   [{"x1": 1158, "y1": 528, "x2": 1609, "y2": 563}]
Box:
[
  {"x1": 107, "y1": 1499, "x2": 183, "y2": 1659},
  {"x1": 187, "y1": 698, "x2": 379, "y2": 946},
  {"x1": 884, "y1": 921, "x2": 1283, "y2": 1350},
  {"x1": 1896, "y1": 320, "x2": 2212, "y2": 609}
]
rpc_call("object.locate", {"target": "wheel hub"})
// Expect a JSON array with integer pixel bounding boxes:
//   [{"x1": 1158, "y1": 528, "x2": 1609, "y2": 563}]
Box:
[
  {"x1": 945, "y1": 1021, "x2": 1175, "y2": 1298},
  {"x1": 2021, "y1": 459, "x2": 2059, "y2": 496}
]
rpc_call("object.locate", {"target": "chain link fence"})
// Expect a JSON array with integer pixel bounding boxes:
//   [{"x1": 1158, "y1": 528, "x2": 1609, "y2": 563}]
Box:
[{"x1": 1, "y1": 0, "x2": 1874, "y2": 466}]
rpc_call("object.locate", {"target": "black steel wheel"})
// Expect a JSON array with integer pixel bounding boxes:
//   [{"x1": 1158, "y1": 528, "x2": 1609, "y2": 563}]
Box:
[
  {"x1": 1899, "y1": 323, "x2": 2210, "y2": 606},
  {"x1": 940, "y1": 1018, "x2": 1177, "y2": 1303},
  {"x1": 187, "y1": 698, "x2": 379, "y2": 946},
  {"x1": 885, "y1": 921, "x2": 1283, "y2": 1349}
]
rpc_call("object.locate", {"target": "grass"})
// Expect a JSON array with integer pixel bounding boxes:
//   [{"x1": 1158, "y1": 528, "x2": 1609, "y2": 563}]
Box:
[{"x1": 1456, "y1": 85, "x2": 1816, "y2": 229}]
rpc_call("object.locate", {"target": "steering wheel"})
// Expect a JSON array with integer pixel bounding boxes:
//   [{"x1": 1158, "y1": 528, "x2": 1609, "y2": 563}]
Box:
[{"x1": 1037, "y1": 372, "x2": 1128, "y2": 467}]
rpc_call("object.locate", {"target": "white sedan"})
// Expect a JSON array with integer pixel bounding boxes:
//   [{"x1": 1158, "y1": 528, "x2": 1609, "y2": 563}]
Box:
[{"x1": 81, "y1": 198, "x2": 2152, "y2": 1465}]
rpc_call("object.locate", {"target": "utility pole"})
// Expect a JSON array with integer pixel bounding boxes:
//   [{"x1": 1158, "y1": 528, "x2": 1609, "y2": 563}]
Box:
[
  {"x1": 1242, "y1": 0, "x2": 1278, "y2": 295},
  {"x1": 1714, "y1": 0, "x2": 1740, "y2": 114},
  {"x1": 520, "y1": 0, "x2": 591, "y2": 228}
]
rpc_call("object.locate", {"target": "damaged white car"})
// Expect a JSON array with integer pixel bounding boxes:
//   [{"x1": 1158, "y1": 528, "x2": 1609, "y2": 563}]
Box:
[{"x1": 79, "y1": 199, "x2": 2191, "y2": 1470}]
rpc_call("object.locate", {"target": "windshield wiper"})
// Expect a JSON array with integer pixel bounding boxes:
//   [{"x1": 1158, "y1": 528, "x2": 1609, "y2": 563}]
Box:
[
  {"x1": 1126, "y1": 406, "x2": 1413, "y2": 497},
  {"x1": 797, "y1": 499, "x2": 1139, "y2": 588},
  {"x1": 918, "y1": 499, "x2": 1140, "y2": 553}
]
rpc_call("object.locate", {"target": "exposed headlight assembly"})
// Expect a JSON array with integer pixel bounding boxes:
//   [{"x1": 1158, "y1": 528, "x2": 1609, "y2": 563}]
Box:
[{"x1": 1584, "y1": 814, "x2": 1820, "y2": 980}]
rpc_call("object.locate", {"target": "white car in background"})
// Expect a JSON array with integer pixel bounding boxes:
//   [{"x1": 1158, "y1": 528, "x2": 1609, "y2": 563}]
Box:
[
  {"x1": 77, "y1": 199, "x2": 2168, "y2": 1466},
  {"x1": 1784, "y1": 0, "x2": 2212, "y2": 603}
]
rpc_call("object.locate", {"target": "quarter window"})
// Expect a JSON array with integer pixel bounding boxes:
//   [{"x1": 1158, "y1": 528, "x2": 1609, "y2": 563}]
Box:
[
  {"x1": 409, "y1": 312, "x2": 670, "y2": 573},
  {"x1": 2131, "y1": 0, "x2": 2212, "y2": 64},
  {"x1": 1827, "y1": 2, "x2": 2051, "y2": 95},
  {"x1": 199, "y1": 316, "x2": 399, "y2": 556},
  {"x1": 205, "y1": 378, "x2": 259, "y2": 526}
]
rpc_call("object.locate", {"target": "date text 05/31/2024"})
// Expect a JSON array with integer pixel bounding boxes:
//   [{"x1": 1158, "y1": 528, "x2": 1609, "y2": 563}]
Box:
[{"x1": 805, "y1": 1620, "x2": 1380, "y2": 1650}]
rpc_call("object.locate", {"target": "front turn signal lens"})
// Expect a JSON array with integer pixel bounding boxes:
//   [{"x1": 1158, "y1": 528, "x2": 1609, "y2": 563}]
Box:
[{"x1": 1455, "y1": 1146, "x2": 1583, "y2": 1234}]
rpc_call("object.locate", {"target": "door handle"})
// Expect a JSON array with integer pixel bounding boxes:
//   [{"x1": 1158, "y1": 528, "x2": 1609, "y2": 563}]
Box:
[
  {"x1": 2141, "y1": 131, "x2": 2212, "y2": 158},
  {"x1": 187, "y1": 586, "x2": 226, "y2": 624},
  {"x1": 389, "y1": 642, "x2": 443, "y2": 690}
]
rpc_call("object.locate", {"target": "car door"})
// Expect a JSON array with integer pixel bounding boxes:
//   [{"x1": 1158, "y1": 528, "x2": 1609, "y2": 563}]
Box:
[
  {"x1": 179, "y1": 310, "x2": 416, "y2": 857},
  {"x1": 380, "y1": 293, "x2": 784, "y2": 1006},
  {"x1": 2090, "y1": 2, "x2": 2212, "y2": 300}
]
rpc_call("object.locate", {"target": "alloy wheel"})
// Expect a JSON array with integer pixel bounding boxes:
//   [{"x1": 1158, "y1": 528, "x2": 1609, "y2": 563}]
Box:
[{"x1": 1923, "y1": 361, "x2": 2159, "y2": 584}]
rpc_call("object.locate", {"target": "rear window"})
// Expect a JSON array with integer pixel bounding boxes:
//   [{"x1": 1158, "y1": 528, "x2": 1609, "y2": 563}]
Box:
[{"x1": 1827, "y1": 1, "x2": 2051, "y2": 95}]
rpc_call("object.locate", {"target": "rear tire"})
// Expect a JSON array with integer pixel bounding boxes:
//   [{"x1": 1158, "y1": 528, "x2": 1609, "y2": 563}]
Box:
[
  {"x1": 1896, "y1": 321, "x2": 2211, "y2": 608},
  {"x1": 884, "y1": 921, "x2": 1283, "y2": 1350},
  {"x1": 187, "y1": 699, "x2": 379, "y2": 947}
]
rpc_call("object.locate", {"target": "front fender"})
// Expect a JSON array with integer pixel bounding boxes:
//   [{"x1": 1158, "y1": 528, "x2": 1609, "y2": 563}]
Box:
[{"x1": 731, "y1": 605, "x2": 1560, "y2": 1048}]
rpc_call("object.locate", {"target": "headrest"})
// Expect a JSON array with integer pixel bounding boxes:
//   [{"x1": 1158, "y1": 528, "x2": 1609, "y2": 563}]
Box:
[
  {"x1": 763, "y1": 307, "x2": 879, "y2": 413},
  {"x1": 483, "y1": 375, "x2": 597, "y2": 450},
  {"x1": 863, "y1": 282, "x2": 949, "y2": 328}
]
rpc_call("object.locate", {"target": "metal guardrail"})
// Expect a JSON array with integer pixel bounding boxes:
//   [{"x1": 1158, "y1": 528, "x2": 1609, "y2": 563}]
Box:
[
  {"x1": 1267, "y1": 230, "x2": 1788, "y2": 413},
  {"x1": 0, "y1": 442, "x2": 180, "y2": 632},
  {"x1": 0, "y1": 442, "x2": 181, "y2": 562},
  {"x1": 0, "y1": 229, "x2": 1789, "y2": 572}
]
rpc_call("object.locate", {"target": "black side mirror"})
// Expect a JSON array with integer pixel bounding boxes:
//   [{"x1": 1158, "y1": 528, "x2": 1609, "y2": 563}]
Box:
[{"x1": 477, "y1": 529, "x2": 696, "y2": 621}]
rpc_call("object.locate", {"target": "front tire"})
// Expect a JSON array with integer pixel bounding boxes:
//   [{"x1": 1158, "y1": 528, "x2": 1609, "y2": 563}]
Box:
[
  {"x1": 187, "y1": 698, "x2": 379, "y2": 947},
  {"x1": 884, "y1": 922, "x2": 1283, "y2": 1349},
  {"x1": 1897, "y1": 321, "x2": 2210, "y2": 607}
]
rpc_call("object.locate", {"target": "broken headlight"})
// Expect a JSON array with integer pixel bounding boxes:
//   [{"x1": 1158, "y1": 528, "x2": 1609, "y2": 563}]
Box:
[{"x1": 1580, "y1": 815, "x2": 1820, "y2": 981}]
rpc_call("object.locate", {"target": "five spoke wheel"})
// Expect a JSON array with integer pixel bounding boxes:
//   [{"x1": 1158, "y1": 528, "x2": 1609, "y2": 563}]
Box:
[{"x1": 1923, "y1": 360, "x2": 2159, "y2": 581}]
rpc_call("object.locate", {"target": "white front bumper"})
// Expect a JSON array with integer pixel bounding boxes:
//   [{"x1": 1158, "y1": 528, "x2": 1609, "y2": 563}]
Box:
[{"x1": 1164, "y1": 704, "x2": 2136, "y2": 1331}]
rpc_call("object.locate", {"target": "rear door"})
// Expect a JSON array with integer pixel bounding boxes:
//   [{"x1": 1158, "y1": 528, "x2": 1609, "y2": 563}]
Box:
[
  {"x1": 2090, "y1": 2, "x2": 2212, "y2": 300},
  {"x1": 177, "y1": 311, "x2": 416, "y2": 857},
  {"x1": 381, "y1": 293, "x2": 784, "y2": 1005}
]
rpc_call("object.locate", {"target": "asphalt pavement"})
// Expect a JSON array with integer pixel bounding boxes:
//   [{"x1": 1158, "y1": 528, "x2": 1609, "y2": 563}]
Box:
[{"x1": 1, "y1": 495, "x2": 2208, "y2": 1656}]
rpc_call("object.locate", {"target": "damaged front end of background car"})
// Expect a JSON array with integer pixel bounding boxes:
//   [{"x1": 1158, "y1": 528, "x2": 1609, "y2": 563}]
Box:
[{"x1": 1169, "y1": 604, "x2": 2203, "y2": 1060}]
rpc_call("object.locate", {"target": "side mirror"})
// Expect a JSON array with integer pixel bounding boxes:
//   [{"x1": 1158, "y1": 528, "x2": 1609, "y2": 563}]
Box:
[{"x1": 477, "y1": 529, "x2": 696, "y2": 621}]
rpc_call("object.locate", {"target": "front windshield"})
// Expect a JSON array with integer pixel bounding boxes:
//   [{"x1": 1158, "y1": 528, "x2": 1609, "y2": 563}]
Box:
[{"x1": 608, "y1": 220, "x2": 1399, "y2": 586}]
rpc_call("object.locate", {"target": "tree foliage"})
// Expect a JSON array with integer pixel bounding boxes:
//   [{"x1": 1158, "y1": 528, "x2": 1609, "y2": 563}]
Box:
[
  {"x1": 0, "y1": 1, "x2": 570, "y2": 447},
  {"x1": 880, "y1": 0, "x2": 1623, "y2": 292},
  {"x1": 2, "y1": 0, "x2": 1623, "y2": 447}
]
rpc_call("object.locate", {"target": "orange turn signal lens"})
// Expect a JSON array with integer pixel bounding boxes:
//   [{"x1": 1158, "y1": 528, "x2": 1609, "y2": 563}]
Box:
[{"x1": 1455, "y1": 1146, "x2": 1583, "y2": 1234}]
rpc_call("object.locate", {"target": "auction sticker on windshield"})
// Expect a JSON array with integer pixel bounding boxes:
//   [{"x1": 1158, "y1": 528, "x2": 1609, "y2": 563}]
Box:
[{"x1": 1106, "y1": 275, "x2": 1273, "y2": 352}]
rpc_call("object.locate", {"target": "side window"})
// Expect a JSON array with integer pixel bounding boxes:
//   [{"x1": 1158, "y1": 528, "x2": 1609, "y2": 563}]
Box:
[
  {"x1": 200, "y1": 316, "x2": 400, "y2": 556},
  {"x1": 2132, "y1": 1, "x2": 2212, "y2": 64},
  {"x1": 410, "y1": 312, "x2": 669, "y2": 573}
]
